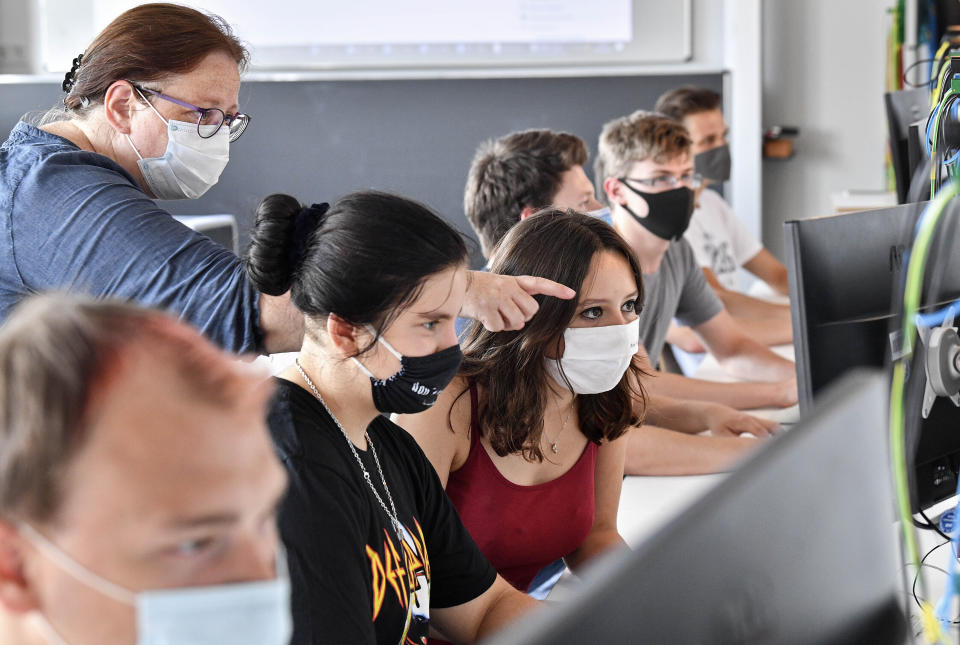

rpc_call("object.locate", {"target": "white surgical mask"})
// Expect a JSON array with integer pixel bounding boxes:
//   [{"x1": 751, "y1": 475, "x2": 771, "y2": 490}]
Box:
[
  {"x1": 545, "y1": 318, "x2": 640, "y2": 394},
  {"x1": 125, "y1": 89, "x2": 230, "y2": 200},
  {"x1": 20, "y1": 523, "x2": 292, "y2": 645}
]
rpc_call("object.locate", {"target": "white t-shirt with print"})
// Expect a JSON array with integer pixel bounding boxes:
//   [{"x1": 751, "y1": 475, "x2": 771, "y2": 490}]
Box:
[{"x1": 683, "y1": 188, "x2": 763, "y2": 291}]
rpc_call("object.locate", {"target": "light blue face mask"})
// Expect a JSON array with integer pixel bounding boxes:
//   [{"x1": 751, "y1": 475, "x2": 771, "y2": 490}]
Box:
[
  {"x1": 586, "y1": 206, "x2": 613, "y2": 226},
  {"x1": 20, "y1": 523, "x2": 292, "y2": 645}
]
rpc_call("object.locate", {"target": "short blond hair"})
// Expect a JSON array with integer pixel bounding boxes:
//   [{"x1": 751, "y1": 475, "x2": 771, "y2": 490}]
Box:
[{"x1": 594, "y1": 110, "x2": 692, "y2": 205}]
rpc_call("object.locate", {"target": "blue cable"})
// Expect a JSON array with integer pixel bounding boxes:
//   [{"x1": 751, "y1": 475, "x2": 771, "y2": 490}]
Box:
[
  {"x1": 927, "y1": 100, "x2": 942, "y2": 157},
  {"x1": 935, "y1": 474, "x2": 960, "y2": 631},
  {"x1": 917, "y1": 301, "x2": 960, "y2": 328},
  {"x1": 935, "y1": 95, "x2": 960, "y2": 165}
]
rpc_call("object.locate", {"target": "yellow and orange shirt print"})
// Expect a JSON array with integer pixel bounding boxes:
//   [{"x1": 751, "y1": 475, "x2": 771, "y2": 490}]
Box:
[{"x1": 366, "y1": 518, "x2": 432, "y2": 644}]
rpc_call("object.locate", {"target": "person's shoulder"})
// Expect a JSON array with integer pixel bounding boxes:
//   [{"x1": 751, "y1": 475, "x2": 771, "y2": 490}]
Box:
[
  {"x1": 268, "y1": 377, "x2": 363, "y2": 481},
  {"x1": 2, "y1": 121, "x2": 65, "y2": 151},
  {"x1": 373, "y1": 414, "x2": 424, "y2": 455},
  {"x1": 267, "y1": 377, "x2": 337, "y2": 460},
  {"x1": 5, "y1": 122, "x2": 139, "y2": 189},
  {"x1": 266, "y1": 377, "x2": 305, "y2": 455},
  {"x1": 666, "y1": 236, "x2": 698, "y2": 265},
  {"x1": 668, "y1": 238, "x2": 710, "y2": 281},
  {"x1": 372, "y1": 414, "x2": 444, "y2": 479},
  {"x1": 698, "y1": 188, "x2": 736, "y2": 218}
]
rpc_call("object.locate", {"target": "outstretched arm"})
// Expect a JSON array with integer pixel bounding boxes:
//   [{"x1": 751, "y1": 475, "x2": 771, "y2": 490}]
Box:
[
  {"x1": 743, "y1": 248, "x2": 790, "y2": 296},
  {"x1": 700, "y1": 268, "x2": 792, "y2": 346},
  {"x1": 624, "y1": 424, "x2": 759, "y2": 476},
  {"x1": 694, "y1": 310, "x2": 795, "y2": 382},
  {"x1": 644, "y1": 392, "x2": 780, "y2": 437},
  {"x1": 431, "y1": 576, "x2": 539, "y2": 643}
]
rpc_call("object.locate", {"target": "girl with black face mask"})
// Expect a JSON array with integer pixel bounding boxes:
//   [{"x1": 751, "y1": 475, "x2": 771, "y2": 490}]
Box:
[{"x1": 244, "y1": 190, "x2": 538, "y2": 645}]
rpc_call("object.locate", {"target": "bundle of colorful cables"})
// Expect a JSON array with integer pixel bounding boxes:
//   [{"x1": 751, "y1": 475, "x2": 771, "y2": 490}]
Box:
[{"x1": 892, "y1": 180, "x2": 960, "y2": 644}]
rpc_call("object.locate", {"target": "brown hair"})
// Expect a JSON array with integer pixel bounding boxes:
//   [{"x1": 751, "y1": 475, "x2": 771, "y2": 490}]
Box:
[
  {"x1": 464, "y1": 129, "x2": 588, "y2": 258},
  {"x1": 654, "y1": 86, "x2": 722, "y2": 122},
  {"x1": 458, "y1": 210, "x2": 646, "y2": 462},
  {"x1": 593, "y1": 110, "x2": 691, "y2": 206},
  {"x1": 0, "y1": 294, "x2": 266, "y2": 524},
  {"x1": 63, "y1": 3, "x2": 248, "y2": 113}
]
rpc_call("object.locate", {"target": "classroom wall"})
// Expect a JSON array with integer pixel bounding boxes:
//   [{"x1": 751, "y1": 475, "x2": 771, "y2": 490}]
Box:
[
  {"x1": 0, "y1": 73, "x2": 723, "y2": 268},
  {"x1": 0, "y1": 0, "x2": 756, "y2": 269},
  {"x1": 761, "y1": 0, "x2": 890, "y2": 259}
]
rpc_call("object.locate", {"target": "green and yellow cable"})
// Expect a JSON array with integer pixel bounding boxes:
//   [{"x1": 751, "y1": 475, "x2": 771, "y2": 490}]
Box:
[
  {"x1": 891, "y1": 180, "x2": 960, "y2": 644},
  {"x1": 933, "y1": 57, "x2": 952, "y2": 108}
]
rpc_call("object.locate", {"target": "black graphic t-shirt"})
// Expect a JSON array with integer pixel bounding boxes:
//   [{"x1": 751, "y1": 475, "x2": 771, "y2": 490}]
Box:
[{"x1": 268, "y1": 378, "x2": 497, "y2": 645}]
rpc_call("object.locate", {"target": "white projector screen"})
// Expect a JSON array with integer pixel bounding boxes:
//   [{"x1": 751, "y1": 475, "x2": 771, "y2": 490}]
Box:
[{"x1": 42, "y1": 0, "x2": 691, "y2": 71}]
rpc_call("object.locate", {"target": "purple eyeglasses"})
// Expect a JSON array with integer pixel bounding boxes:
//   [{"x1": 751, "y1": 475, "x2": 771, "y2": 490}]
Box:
[{"x1": 130, "y1": 83, "x2": 251, "y2": 142}]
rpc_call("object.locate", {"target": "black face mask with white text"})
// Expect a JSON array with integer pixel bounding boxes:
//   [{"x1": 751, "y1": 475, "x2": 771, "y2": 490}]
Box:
[
  {"x1": 352, "y1": 329, "x2": 463, "y2": 414},
  {"x1": 618, "y1": 180, "x2": 695, "y2": 241}
]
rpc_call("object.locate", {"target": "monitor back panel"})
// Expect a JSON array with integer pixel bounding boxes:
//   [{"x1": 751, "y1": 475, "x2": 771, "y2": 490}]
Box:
[{"x1": 784, "y1": 202, "x2": 960, "y2": 508}]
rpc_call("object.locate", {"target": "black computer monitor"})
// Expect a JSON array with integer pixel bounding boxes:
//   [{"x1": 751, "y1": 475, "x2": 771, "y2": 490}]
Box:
[
  {"x1": 785, "y1": 202, "x2": 960, "y2": 510},
  {"x1": 482, "y1": 372, "x2": 905, "y2": 645},
  {"x1": 885, "y1": 88, "x2": 929, "y2": 203}
]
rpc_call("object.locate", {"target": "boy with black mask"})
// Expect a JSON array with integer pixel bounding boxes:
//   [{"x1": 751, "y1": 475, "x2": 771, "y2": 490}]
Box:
[
  {"x1": 655, "y1": 87, "x2": 792, "y2": 347},
  {"x1": 595, "y1": 110, "x2": 797, "y2": 411}
]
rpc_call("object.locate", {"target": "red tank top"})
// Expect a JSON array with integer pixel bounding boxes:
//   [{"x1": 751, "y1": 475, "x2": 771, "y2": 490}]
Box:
[{"x1": 445, "y1": 384, "x2": 598, "y2": 592}]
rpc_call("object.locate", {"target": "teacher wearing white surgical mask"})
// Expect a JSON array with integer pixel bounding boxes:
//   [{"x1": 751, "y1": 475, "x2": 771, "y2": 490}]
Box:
[{"x1": 0, "y1": 3, "x2": 570, "y2": 354}]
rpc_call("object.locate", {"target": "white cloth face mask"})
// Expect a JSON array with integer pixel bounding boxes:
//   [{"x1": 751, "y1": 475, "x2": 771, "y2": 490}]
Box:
[
  {"x1": 20, "y1": 523, "x2": 293, "y2": 645},
  {"x1": 545, "y1": 318, "x2": 640, "y2": 394},
  {"x1": 124, "y1": 88, "x2": 230, "y2": 200}
]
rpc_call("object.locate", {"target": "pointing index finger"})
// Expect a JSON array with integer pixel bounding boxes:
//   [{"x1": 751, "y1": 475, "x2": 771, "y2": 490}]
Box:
[{"x1": 515, "y1": 275, "x2": 576, "y2": 300}]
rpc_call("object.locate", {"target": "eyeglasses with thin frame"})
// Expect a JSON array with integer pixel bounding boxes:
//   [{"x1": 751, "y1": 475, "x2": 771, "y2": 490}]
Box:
[
  {"x1": 129, "y1": 83, "x2": 251, "y2": 142},
  {"x1": 620, "y1": 172, "x2": 703, "y2": 191}
]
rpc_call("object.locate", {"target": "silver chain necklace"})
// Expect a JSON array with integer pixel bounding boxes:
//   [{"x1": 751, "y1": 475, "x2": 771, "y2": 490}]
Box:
[
  {"x1": 545, "y1": 397, "x2": 574, "y2": 455},
  {"x1": 295, "y1": 359, "x2": 404, "y2": 540}
]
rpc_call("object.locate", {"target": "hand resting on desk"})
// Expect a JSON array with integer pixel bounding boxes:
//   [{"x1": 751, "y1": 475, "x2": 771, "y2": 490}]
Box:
[{"x1": 704, "y1": 403, "x2": 782, "y2": 438}]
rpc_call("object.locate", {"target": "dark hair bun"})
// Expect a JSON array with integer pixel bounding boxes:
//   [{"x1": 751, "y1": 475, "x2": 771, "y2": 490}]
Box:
[
  {"x1": 244, "y1": 193, "x2": 304, "y2": 296},
  {"x1": 246, "y1": 190, "x2": 468, "y2": 332}
]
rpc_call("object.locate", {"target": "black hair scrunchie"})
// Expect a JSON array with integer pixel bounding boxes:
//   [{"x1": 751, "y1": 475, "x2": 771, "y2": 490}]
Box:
[
  {"x1": 61, "y1": 54, "x2": 84, "y2": 93},
  {"x1": 288, "y1": 202, "x2": 330, "y2": 268}
]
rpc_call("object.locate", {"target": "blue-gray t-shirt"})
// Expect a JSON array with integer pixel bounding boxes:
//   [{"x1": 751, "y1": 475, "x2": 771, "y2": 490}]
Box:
[{"x1": 0, "y1": 121, "x2": 261, "y2": 352}]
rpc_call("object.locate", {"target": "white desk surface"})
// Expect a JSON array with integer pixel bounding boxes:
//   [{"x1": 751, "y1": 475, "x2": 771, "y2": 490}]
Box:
[{"x1": 617, "y1": 343, "x2": 799, "y2": 549}]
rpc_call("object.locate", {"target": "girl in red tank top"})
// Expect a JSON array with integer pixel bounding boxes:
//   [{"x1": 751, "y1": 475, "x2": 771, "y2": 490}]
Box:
[
  {"x1": 397, "y1": 211, "x2": 648, "y2": 621},
  {"x1": 444, "y1": 382, "x2": 599, "y2": 591}
]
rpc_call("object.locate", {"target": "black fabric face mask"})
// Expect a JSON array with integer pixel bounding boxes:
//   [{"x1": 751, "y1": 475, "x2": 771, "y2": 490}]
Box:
[
  {"x1": 352, "y1": 330, "x2": 463, "y2": 414},
  {"x1": 694, "y1": 144, "x2": 731, "y2": 183},
  {"x1": 618, "y1": 180, "x2": 695, "y2": 241}
]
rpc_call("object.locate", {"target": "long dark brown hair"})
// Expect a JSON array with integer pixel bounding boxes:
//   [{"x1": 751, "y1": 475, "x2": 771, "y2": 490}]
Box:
[{"x1": 459, "y1": 209, "x2": 647, "y2": 462}]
